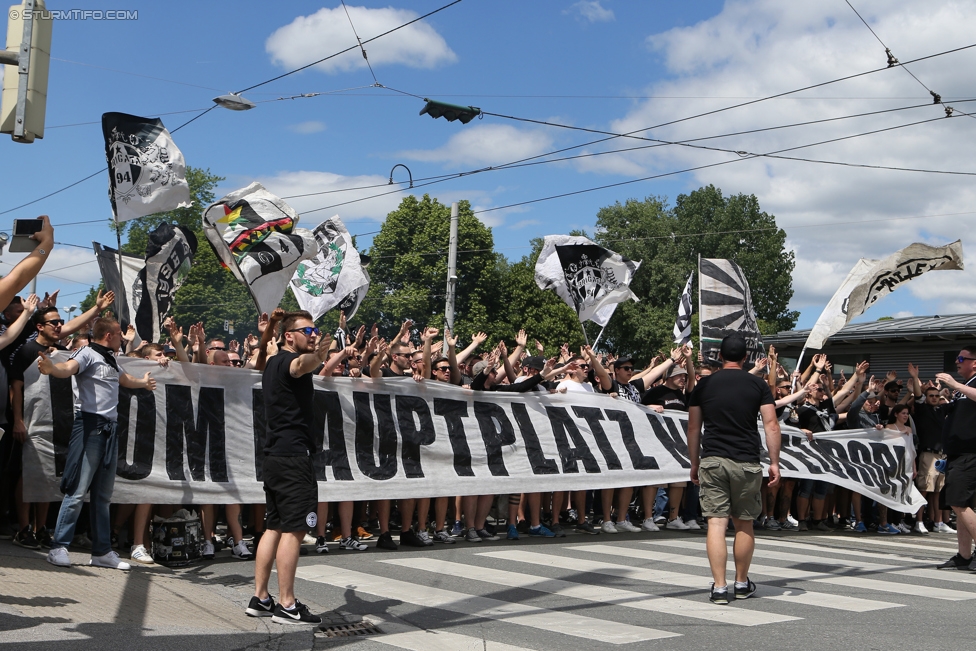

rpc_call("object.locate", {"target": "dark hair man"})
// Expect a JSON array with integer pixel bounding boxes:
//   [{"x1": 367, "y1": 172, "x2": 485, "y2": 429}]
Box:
[
  {"x1": 249, "y1": 311, "x2": 328, "y2": 625},
  {"x1": 935, "y1": 347, "x2": 976, "y2": 570},
  {"x1": 40, "y1": 317, "x2": 156, "y2": 570},
  {"x1": 907, "y1": 363, "x2": 951, "y2": 534},
  {"x1": 687, "y1": 335, "x2": 781, "y2": 604}
]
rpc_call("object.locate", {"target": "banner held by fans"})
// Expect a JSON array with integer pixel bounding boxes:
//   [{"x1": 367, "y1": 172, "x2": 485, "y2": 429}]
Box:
[
  {"x1": 93, "y1": 242, "x2": 145, "y2": 336},
  {"x1": 102, "y1": 112, "x2": 191, "y2": 223},
  {"x1": 535, "y1": 235, "x2": 641, "y2": 327},
  {"x1": 202, "y1": 182, "x2": 317, "y2": 314},
  {"x1": 22, "y1": 355, "x2": 922, "y2": 511},
  {"x1": 699, "y1": 258, "x2": 765, "y2": 364},
  {"x1": 133, "y1": 223, "x2": 198, "y2": 343},
  {"x1": 291, "y1": 216, "x2": 371, "y2": 321}
]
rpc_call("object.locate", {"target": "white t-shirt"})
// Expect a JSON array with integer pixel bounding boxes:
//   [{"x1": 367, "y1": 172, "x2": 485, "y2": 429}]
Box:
[
  {"x1": 556, "y1": 379, "x2": 594, "y2": 394},
  {"x1": 71, "y1": 346, "x2": 120, "y2": 420}
]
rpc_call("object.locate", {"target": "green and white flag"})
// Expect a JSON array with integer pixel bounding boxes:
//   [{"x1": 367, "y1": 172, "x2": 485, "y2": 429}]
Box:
[{"x1": 291, "y1": 216, "x2": 370, "y2": 320}]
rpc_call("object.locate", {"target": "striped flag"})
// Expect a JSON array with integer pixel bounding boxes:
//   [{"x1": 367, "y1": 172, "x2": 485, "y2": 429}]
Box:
[
  {"x1": 673, "y1": 272, "x2": 693, "y2": 345},
  {"x1": 699, "y1": 258, "x2": 765, "y2": 364}
]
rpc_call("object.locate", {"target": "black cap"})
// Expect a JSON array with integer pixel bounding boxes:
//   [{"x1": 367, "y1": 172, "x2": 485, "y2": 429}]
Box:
[
  {"x1": 614, "y1": 355, "x2": 634, "y2": 367},
  {"x1": 522, "y1": 356, "x2": 545, "y2": 370},
  {"x1": 719, "y1": 335, "x2": 747, "y2": 362}
]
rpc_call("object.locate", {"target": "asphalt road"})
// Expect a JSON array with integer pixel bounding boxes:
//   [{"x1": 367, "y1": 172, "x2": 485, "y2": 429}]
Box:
[{"x1": 217, "y1": 526, "x2": 976, "y2": 651}]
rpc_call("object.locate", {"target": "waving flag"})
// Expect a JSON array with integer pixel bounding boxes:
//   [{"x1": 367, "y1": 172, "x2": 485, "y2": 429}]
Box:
[
  {"x1": 93, "y1": 242, "x2": 145, "y2": 335},
  {"x1": 290, "y1": 216, "x2": 371, "y2": 320},
  {"x1": 673, "y1": 272, "x2": 694, "y2": 345},
  {"x1": 699, "y1": 258, "x2": 764, "y2": 363},
  {"x1": 535, "y1": 235, "x2": 640, "y2": 326},
  {"x1": 134, "y1": 223, "x2": 197, "y2": 343},
  {"x1": 102, "y1": 112, "x2": 191, "y2": 222},
  {"x1": 202, "y1": 183, "x2": 317, "y2": 314}
]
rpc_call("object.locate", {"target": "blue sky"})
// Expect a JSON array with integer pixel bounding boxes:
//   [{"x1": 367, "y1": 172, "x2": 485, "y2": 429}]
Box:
[{"x1": 2, "y1": 0, "x2": 975, "y2": 330}]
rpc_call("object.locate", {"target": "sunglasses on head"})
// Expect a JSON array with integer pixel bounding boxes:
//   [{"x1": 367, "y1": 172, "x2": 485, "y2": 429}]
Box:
[{"x1": 287, "y1": 326, "x2": 320, "y2": 337}]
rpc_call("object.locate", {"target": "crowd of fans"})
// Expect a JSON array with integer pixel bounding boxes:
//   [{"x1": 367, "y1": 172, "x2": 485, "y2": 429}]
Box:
[{"x1": 0, "y1": 223, "x2": 962, "y2": 566}]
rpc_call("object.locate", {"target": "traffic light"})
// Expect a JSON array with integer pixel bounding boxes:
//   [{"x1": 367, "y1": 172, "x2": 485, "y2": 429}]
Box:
[
  {"x1": 1, "y1": 0, "x2": 53, "y2": 143},
  {"x1": 419, "y1": 99, "x2": 481, "y2": 124}
]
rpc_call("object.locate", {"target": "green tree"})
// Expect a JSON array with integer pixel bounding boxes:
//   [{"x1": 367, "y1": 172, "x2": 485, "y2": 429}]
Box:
[{"x1": 595, "y1": 185, "x2": 796, "y2": 359}]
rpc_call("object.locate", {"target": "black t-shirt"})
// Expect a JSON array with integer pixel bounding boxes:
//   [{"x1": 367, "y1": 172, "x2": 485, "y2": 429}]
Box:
[
  {"x1": 263, "y1": 351, "x2": 315, "y2": 457},
  {"x1": 689, "y1": 369, "x2": 774, "y2": 462},
  {"x1": 914, "y1": 400, "x2": 945, "y2": 452},
  {"x1": 796, "y1": 395, "x2": 837, "y2": 433},
  {"x1": 944, "y1": 375, "x2": 976, "y2": 456},
  {"x1": 610, "y1": 377, "x2": 645, "y2": 403},
  {"x1": 10, "y1": 339, "x2": 65, "y2": 383},
  {"x1": 642, "y1": 384, "x2": 688, "y2": 411},
  {"x1": 0, "y1": 326, "x2": 34, "y2": 370}
]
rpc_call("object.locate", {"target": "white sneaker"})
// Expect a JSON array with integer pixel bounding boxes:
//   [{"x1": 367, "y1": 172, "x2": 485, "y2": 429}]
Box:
[
  {"x1": 302, "y1": 533, "x2": 317, "y2": 545},
  {"x1": 682, "y1": 518, "x2": 701, "y2": 531},
  {"x1": 47, "y1": 546, "x2": 70, "y2": 567},
  {"x1": 601, "y1": 521, "x2": 618, "y2": 534},
  {"x1": 202, "y1": 539, "x2": 215, "y2": 559},
  {"x1": 129, "y1": 544, "x2": 155, "y2": 565},
  {"x1": 231, "y1": 540, "x2": 252, "y2": 559},
  {"x1": 913, "y1": 522, "x2": 929, "y2": 534},
  {"x1": 641, "y1": 518, "x2": 660, "y2": 532},
  {"x1": 786, "y1": 515, "x2": 799, "y2": 527},
  {"x1": 934, "y1": 522, "x2": 955, "y2": 534},
  {"x1": 614, "y1": 520, "x2": 642, "y2": 533},
  {"x1": 90, "y1": 551, "x2": 131, "y2": 570},
  {"x1": 666, "y1": 518, "x2": 690, "y2": 530},
  {"x1": 896, "y1": 523, "x2": 912, "y2": 534}
]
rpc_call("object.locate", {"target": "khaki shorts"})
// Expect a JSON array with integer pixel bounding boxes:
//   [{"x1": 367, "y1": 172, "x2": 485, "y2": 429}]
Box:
[
  {"x1": 916, "y1": 451, "x2": 946, "y2": 493},
  {"x1": 698, "y1": 457, "x2": 763, "y2": 521}
]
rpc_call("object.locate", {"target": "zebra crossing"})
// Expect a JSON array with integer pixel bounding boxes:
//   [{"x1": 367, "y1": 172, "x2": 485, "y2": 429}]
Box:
[{"x1": 295, "y1": 533, "x2": 975, "y2": 649}]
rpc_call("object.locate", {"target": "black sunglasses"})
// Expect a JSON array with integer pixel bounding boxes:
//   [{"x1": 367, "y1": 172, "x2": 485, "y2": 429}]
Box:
[
  {"x1": 287, "y1": 326, "x2": 320, "y2": 337},
  {"x1": 230, "y1": 360, "x2": 244, "y2": 367},
  {"x1": 617, "y1": 366, "x2": 634, "y2": 371},
  {"x1": 434, "y1": 365, "x2": 451, "y2": 372},
  {"x1": 42, "y1": 319, "x2": 64, "y2": 326},
  {"x1": 957, "y1": 356, "x2": 976, "y2": 363}
]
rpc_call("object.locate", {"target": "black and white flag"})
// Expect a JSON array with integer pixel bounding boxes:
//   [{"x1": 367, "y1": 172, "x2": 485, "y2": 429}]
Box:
[
  {"x1": 699, "y1": 258, "x2": 765, "y2": 363},
  {"x1": 102, "y1": 112, "x2": 191, "y2": 223},
  {"x1": 133, "y1": 223, "x2": 198, "y2": 343},
  {"x1": 535, "y1": 235, "x2": 640, "y2": 326},
  {"x1": 290, "y1": 216, "x2": 371, "y2": 321},
  {"x1": 93, "y1": 242, "x2": 145, "y2": 334},
  {"x1": 203, "y1": 183, "x2": 317, "y2": 314},
  {"x1": 673, "y1": 272, "x2": 694, "y2": 345}
]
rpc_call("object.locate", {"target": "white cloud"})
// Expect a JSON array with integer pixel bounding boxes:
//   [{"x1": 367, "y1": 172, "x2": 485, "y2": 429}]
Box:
[
  {"x1": 287, "y1": 121, "x2": 326, "y2": 134},
  {"x1": 266, "y1": 5, "x2": 457, "y2": 74},
  {"x1": 566, "y1": 1, "x2": 615, "y2": 23},
  {"x1": 1, "y1": 246, "x2": 102, "y2": 300},
  {"x1": 585, "y1": 0, "x2": 976, "y2": 319},
  {"x1": 398, "y1": 124, "x2": 554, "y2": 167},
  {"x1": 509, "y1": 219, "x2": 541, "y2": 230}
]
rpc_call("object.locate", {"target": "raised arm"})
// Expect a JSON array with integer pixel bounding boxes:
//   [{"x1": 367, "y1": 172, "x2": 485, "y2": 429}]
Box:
[
  {"x1": 421, "y1": 326, "x2": 439, "y2": 380},
  {"x1": 834, "y1": 361, "x2": 868, "y2": 412},
  {"x1": 682, "y1": 344, "x2": 696, "y2": 393},
  {"x1": 509, "y1": 329, "x2": 527, "y2": 368},
  {"x1": 583, "y1": 345, "x2": 613, "y2": 391},
  {"x1": 908, "y1": 363, "x2": 923, "y2": 401},
  {"x1": 253, "y1": 309, "x2": 284, "y2": 372},
  {"x1": 62, "y1": 290, "x2": 115, "y2": 338},
  {"x1": 499, "y1": 341, "x2": 517, "y2": 384},
  {"x1": 164, "y1": 317, "x2": 191, "y2": 364},
  {"x1": 0, "y1": 216, "x2": 54, "y2": 311},
  {"x1": 445, "y1": 328, "x2": 462, "y2": 385},
  {"x1": 0, "y1": 294, "x2": 37, "y2": 349},
  {"x1": 456, "y1": 331, "x2": 487, "y2": 365}
]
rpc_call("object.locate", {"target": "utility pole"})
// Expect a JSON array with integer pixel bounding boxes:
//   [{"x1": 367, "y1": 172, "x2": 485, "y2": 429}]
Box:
[
  {"x1": 444, "y1": 202, "x2": 459, "y2": 332},
  {"x1": 1, "y1": 0, "x2": 53, "y2": 143}
]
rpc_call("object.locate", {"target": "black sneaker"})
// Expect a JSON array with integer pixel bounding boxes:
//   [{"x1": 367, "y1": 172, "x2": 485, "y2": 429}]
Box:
[
  {"x1": 246, "y1": 595, "x2": 276, "y2": 617},
  {"x1": 734, "y1": 579, "x2": 757, "y2": 599},
  {"x1": 377, "y1": 531, "x2": 398, "y2": 550},
  {"x1": 36, "y1": 527, "x2": 53, "y2": 549},
  {"x1": 575, "y1": 521, "x2": 600, "y2": 535},
  {"x1": 400, "y1": 529, "x2": 425, "y2": 548},
  {"x1": 271, "y1": 600, "x2": 321, "y2": 625},
  {"x1": 709, "y1": 584, "x2": 730, "y2": 605},
  {"x1": 937, "y1": 553, "x2": 973, "y2": 570},
  {"x1": 12, "y1": 526, "x2": 40, "y2": 550},
  {"x1": 315, "y1": 536, "x2": 329, "y2": 554}
]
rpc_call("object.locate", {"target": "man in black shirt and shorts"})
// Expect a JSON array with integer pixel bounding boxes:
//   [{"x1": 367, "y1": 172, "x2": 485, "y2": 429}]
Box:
[
  {"x1": 248, "y1": 311, "x2": 328, "y2": 625},
  {"x1": 688, "y1": 336, "x2": 781, "y2": 604}
]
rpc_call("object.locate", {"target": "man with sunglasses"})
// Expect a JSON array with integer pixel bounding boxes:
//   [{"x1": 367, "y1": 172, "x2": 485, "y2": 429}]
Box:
[
  {"x1": 250, "y1": 311, "x2": 329, "y2": 625},
  {"x1": 935, "y1": 348, "x2": 976, "y2": 570}
]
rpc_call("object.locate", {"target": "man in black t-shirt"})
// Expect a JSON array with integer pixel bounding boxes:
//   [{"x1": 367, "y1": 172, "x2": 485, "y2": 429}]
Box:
[
  {"x1": 688, "y1": 336, "x2": 780, "y2": 605},
  {"x1": 250, "y1": 311, "x2": 328, "y2": 626},
  {"x1": 935, "y1": 348, "x2": 976, "y2": 570}
]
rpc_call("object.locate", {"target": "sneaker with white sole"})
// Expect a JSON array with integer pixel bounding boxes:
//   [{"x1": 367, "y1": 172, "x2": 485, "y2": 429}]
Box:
[
  {"x1": 476, "y1": 528, "x2": 499, "y2": 541},
  {"x1": 614, "y1": 520, "x2": 642, "y2": 533},
  {"x1": 246, "y1": 595, "x2": 276, "y2": 617},
  {"x1": 129, "y1": 544, "x2": 155, "y2": 565},
  {"x1": 913, "y1": 521, "x2": 929, "y2": 534},
  {"x1": 666, "y1": 518, "x2": 690, "y2": 530},
  {"x1": 764, "y1": 518, "x2": 782, "y2": 530},
  {"x1": 338, "y1": 536, "x2": 368, "y2": 551},
  {"x1": 201, "y1": 539, "x2": 215, "y2": 559},
  {"x1": 315, "y1": 536, "x2": 330, "y2": 554},
  {"x1": 683, "y1": 518, "x2": 701, "y2": 531},
  {"x1": 271, "y1": 600, "x2": 321, "y2": 625},
  {"x1": 47, "y1": 546, "x2": 70, "y2": 567},
  {"x1": 90, "y1": 551, "x2": 131, "y2": 570},
  {"x1": 416, "y1": 530, "x2": 434, "y2": 546},
  {"x1": 934, "y1": 522, "x2": 955, "y2": 534},
  {"x1": 601, "y1": 521, "x2": 618, "y2": 534},
  {"x1": 231, "y1": 539, "x2": 252, "y2": 559},
  {"x1": 896, "y1": 523, "x2": 912, "y2": 534},
  {"x1": 432, "y1": 529, "x2": 456, "y2": 544},
  {"x1": 641, "y1": 518, "x2": 660, "y2": 532},
  {"x1": 780, "y1": 518, "x2": 798, "y2": 531}
]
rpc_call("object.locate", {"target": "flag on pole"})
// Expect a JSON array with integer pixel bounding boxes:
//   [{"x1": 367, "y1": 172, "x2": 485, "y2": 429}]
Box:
[
  {"x1": 699, "y1": 258, "x2": 765, "y2": 363},
  {"x1": 534, "y1": 235, "x2": 641, "y2": 326},
  {"x1": 673, "y1": 271, "x2": 694, "y2": 345},
  {"x1": 290, "y1": 216, "x2": 371, "y2": 321},
  {"x1": 102, "y1": 112, "x2": 191, "y2": 222},
  {"x1": 134, "y1": 223, "x2": 197, "y2": 343},
  {"x1": 93, "y1": 242, "x2": 145, "y2": 335},
  {"x1": 202, "y1": 183, "x2": 317, "y2": 314},
  {"x1": 804, "y1": 240, "x2": 964, "y2": 350}
]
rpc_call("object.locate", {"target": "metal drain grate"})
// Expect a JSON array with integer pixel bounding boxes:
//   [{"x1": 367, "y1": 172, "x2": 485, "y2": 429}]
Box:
[{"x1": 318, "y1": 621, "x2": 382, "y2": 638}]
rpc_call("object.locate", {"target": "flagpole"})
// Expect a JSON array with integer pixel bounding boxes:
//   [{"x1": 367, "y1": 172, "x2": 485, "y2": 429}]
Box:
[
  {"x1": 592, "y1": 325, "x2": 607, "y2": 349},
  {"x1": 697, "y1": 253, "x2": 702, "y2": 357},
  {"x1": 579, "y1": 320, "x2": 590, "y2": 347},
  {"x1": 115, "y1": 216, "x2": 124, "y2": 322}
]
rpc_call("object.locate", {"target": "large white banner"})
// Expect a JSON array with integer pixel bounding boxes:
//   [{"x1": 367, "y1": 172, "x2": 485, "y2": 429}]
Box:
[{"x1": 22, "y1": 355, "x2": 923, "y2": 511}]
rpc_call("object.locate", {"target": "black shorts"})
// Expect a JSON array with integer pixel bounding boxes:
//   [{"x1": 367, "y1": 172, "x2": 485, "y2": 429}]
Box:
[
  {"x1": 945, "y1": 453, "x2": 976, "y2": 509},
  {"x1": 263, "y1": 454, "x2": 318, "y2": 533}
]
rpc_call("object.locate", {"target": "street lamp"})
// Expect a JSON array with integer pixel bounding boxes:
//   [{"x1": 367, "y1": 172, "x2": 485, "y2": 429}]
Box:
[
  {"x1": 66, "y1": 304, "x2": 77, "y2": 320},
  {"x1": 212, "y1": 93, "x2": 256, "y2": 111}
]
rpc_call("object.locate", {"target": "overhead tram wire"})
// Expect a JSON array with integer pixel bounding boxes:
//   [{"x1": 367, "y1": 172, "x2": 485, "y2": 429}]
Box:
[
  {"x1": 844, "y1": 0, "x2": 976, "y2": 121},
  {"x1": 340, "y1": 0, "x2": 379, "y2": 85}
]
